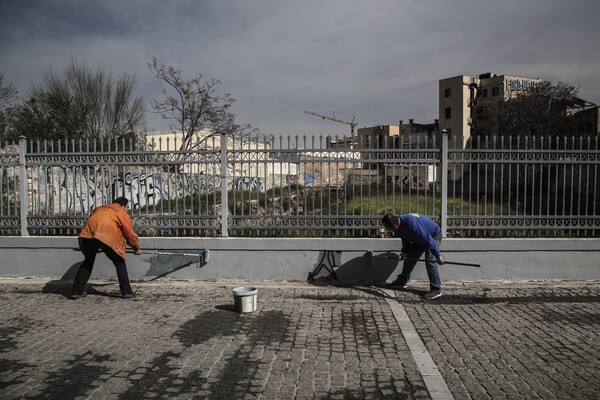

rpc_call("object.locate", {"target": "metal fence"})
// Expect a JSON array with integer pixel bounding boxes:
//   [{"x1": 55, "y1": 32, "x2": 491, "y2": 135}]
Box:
[
  {"x1": 447, "y1": 135, "x2": 599, "y2": 237},
  {"x1": 1, "y1": 132, "x2": 598, "y2": 238}
]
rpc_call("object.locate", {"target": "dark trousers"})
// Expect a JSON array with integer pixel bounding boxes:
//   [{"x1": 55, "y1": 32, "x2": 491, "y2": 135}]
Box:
[
  {"x1": 397, "y1": 231, "x2": 443, "y2": 291},
  {"x1": 72, "y1": 238, "x2": 133, "y2": 296}
]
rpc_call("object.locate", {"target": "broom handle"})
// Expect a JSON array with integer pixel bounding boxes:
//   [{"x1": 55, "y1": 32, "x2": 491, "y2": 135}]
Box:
[
  {"x1": 72, "y1": 248, "x2": 202, "y2": 257},
  {"x1": 386, "y1": 255, "x2": 481, "y2": 267}
]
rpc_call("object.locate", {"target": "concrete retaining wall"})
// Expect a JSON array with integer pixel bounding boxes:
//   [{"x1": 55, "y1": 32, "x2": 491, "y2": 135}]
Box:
[{"x1": 1, "y1": 237, "x2": 598, "y2": 283}]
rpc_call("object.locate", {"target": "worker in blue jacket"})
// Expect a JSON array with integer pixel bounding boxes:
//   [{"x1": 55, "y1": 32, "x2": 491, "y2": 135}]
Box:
[{"x1": 382, "y1": 213, "x2": 445, "y2": 299}]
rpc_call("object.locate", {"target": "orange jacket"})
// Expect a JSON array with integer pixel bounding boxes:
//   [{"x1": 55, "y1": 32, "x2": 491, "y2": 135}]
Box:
[{"x1": 79, "y1": 203, "x2": 140, "y2": 260}]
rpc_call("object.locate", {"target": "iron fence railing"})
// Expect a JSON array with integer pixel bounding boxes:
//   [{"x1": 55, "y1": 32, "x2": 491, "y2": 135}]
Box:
[
  {"x1": 1, "y1": 132, "x2": 598, "y2": 238},
  {"x1": 447, "y1": 134, "x2": 599, "y2": 237}
]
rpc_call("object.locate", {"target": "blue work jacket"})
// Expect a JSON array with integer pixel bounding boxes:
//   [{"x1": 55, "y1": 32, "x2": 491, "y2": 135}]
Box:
[{"x1": 392, "y1": 214, "x2": 442, "y2": 257}]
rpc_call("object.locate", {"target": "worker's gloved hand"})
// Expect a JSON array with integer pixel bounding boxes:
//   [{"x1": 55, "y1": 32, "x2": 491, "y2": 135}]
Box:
[
  {"x1": 134, "y1": 249, "x2": 142, "y2": 255},
  {"x1": 399, "y1": 252, "x2": 407, "y2": 261},
  {"x1": 436, "y1": 254, "x2": 445, "y2": 265}
]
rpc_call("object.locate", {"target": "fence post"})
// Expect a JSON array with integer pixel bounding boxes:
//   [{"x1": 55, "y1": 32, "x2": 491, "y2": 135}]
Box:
[
  {"x1": 18, "y1": 136, "x2": 29, "y2": 236},
  {"x1": 440, "y1": 129, "x2": 448, "y2": 237},
  {"x1": 220, "y1": 133, "x2": 229, "y2": 238}
]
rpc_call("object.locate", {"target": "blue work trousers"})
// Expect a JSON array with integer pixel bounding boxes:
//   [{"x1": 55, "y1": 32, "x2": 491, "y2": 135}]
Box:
[{"x1": 398, "y1": 231, "x2": 442, "y2": 291}]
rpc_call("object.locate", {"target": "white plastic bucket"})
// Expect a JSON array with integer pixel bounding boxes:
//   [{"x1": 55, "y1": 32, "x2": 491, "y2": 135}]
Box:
[{"x1": 233, "y1": 286, "x2": 258, "y2": 313}]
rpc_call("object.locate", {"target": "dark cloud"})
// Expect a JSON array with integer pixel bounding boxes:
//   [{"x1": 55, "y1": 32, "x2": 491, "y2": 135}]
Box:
[{"x1": 1, "y1": 0, "x2": 599, "y2": 136}]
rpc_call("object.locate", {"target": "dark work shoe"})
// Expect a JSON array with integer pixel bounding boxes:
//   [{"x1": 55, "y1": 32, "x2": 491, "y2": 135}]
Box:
[
  {"x1": 388, "y1": 278, "x2": 408, "y2": 289},
  {"x1": 122, "y1": 293, "x2": 136, "y2": 299},
  {"x1": 424, "y1": 290, "x2": 442, "y2": 300}
]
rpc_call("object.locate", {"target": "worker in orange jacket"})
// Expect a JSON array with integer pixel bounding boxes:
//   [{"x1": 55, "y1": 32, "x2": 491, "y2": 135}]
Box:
[{"x1": 70, "y1": 197, "x2": 142, "y2": 299}]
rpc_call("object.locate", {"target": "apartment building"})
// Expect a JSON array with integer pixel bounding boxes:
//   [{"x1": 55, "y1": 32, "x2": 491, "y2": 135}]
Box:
[{"x1": 439, "y1": 73, "x2": 544, "y2": 148}]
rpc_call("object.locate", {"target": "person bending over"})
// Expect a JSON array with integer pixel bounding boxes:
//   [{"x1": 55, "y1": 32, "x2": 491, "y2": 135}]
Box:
[
  {"x1": 70, "y1": 197, "x2": 142, "y2": 299},
  {"x1": 382, "y1": 213, "x2": 444, "y2": 300}
]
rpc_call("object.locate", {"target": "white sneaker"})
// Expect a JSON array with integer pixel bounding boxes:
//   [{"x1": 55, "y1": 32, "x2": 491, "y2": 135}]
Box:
[{"x1": 424, "y1": 290, "x2": 442, "y2": 300}]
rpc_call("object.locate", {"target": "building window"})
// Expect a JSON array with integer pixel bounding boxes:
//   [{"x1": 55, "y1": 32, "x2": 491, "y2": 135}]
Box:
[
  {"x1": 492, "y1": 86, "x2": 499, "y2": 96},
  {"x1": 445, "y1": 107, "x2": 451, "y2": 119},
  {"x1": 483, "y1": 88, "x2": 488, "y2": 97},
  {"x1": 444, "y1": 88, "x2": 451, "y2": 98}
]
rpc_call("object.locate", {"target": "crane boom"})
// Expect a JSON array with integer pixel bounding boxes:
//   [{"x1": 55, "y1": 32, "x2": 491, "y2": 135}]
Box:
[{"x1": 304, "y1": 110, "x2": 357, "y2": 133}]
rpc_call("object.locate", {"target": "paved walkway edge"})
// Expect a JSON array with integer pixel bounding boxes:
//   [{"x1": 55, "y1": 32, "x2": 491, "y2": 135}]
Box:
[{"x1": 383, "y1": 289, "x2": 455, "y2": 400}]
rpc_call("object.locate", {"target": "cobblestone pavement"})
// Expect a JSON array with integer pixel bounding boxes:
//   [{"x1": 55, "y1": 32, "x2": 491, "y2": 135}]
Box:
[{"x1": 0, "y1": 278, "x2": 598, "y2": 400}]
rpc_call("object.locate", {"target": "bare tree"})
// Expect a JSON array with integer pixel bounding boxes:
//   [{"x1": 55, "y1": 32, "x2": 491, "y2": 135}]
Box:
[
  {"x1": 148, "y1": 58, "x2": 256, "y2": 151},
  {"x1": 4, "y1": 60, "x2": 145, "y2": 146},
  {"x1": 0, "y1": 73, "x2": 18, "y2": 144},
  {"x1": 476, "y1": 81, "x2": 581, "y2": 141},
  {"x1": 54, "y1": 60, "x2": 146, "y2": 141},
  {"x1": 0, "y1": 73, "x2": 18, "y2": 108}
]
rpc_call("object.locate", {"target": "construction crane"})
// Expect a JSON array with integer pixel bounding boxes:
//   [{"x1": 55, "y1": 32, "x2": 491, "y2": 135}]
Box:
[{"x1": 304, "y1": 110, "x2": 357, "y2": 134}]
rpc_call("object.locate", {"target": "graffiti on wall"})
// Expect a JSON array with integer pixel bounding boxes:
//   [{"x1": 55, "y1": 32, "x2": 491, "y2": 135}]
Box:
[
  {"x1": 112, "y1": 172, "x2": 163, "y2": 209},
  {"x1": 307, "y1": 251, "x2": 341, "y2": 282},
  {"x1": 304, "y1": 172, "x2": 320, "y2": 185},
  {"x1": 28, "y1": 166, "x2": 313, "y2": 214},
  {"x1": 233, "y1": 177, "x2": 263, "y2": 192},
  {"x1": 30, "y1": 167, "x2": 171, "y2": 214},
  {"x1": 46, "y1": 166, "x2": 110, "y2": 214},
  {"x1": 286, "y1": 175, "x2": 299, "y2": 185}
]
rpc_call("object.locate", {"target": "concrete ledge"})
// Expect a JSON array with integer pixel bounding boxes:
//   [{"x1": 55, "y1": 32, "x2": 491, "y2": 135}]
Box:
[{"x1": 0, "y1": 236, "x2": 599, "y2": 282}]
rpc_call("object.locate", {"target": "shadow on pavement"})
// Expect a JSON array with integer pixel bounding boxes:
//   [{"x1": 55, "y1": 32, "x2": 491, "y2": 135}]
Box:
[
  {"x1": 352, "y1": 286, "x2": 429, "y2": 300},
  {"x1": 215, "y1": 304, "x2": 236, "y2": 312},
  {"x1": 41, "y1": 262, "x2": 121, "y2": 298},
  {"x1": 308, "y1": 251, "x2": 398, "y2": 285},
  {"x1": 41, "y1": 262, "x2": 81, "y2": 297}
]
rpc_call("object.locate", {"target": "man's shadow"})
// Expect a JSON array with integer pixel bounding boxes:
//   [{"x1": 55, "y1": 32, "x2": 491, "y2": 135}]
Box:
[
  {"x1": 41, "y1": 262, "x2": 122, "y2": 298},
  {"x1": 309, "y1": 251, "x2": 401, "y2": 286}
]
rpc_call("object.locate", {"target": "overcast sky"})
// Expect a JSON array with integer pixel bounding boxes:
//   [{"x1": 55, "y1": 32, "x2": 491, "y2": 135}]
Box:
[{"x1": 1, "y1": 0, "x2": 599, "y2": 138}]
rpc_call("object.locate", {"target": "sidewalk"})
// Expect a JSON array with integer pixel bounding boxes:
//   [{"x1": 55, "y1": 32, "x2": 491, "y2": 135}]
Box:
[{"x1": 0, "y1": 278, "x2": 598, "y2": 399}]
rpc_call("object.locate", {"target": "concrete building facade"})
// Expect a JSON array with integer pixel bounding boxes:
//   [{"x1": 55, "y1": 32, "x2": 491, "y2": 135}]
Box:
[
  {"x1": 357, "y1": 119, "x2": 439, "y2": 151},
  {"x1": 438, "y1": 73, "x2": 543, "y2": 148}
]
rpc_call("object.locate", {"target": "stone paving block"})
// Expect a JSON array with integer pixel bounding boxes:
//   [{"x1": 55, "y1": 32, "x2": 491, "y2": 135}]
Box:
[{"x1": 1, "y1": 279, "x2": 599, "y2": 399}]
